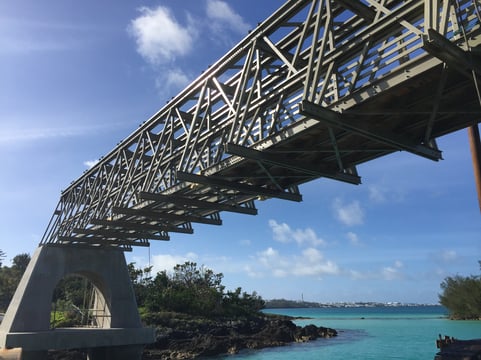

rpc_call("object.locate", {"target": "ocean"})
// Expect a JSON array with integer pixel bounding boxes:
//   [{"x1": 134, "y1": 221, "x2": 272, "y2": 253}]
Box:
[{"x1": 218, "y1": 306, "x2": 481, "y2": 359}]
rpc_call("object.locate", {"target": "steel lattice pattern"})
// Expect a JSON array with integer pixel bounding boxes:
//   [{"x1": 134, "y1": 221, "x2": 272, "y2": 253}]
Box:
[{"x1": 41, "y1": 0, "x2": 481, "y2": 250}]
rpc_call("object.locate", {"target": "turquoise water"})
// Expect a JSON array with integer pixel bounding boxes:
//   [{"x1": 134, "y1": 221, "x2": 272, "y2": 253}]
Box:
[{"x1": 219, "y1": 306, "x2": 481, "y2": 359}]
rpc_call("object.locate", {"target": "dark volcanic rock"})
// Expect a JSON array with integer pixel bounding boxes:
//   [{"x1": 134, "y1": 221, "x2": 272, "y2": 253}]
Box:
[{"x1": 142, "y1": 313, "x2": 337, "y2": 359}]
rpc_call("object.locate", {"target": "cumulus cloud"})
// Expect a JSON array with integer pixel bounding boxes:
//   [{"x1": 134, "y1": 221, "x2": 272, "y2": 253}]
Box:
[
  {"x1": 268, "y1": 219, "x2": 326, "y2": 247},
  {"x1": 250, "y1": 246, "x2": 339, "y2": 278},
  {"x1": 150, "y1": 252, "x2": 198, "y2": 274},
  {"x1": 206, "y1": 0, "x2": 250, "y2": 35},
  {"x1": 129, "y1": 6, "x2": 195, "y2": 65},
  {"x1": 333, "y1": 198, "x2": 365, "y2": 226}
]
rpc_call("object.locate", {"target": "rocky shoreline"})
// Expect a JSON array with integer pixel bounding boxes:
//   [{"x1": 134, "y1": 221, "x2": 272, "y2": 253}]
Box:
[
  {"x1": 142, "y1": 313, "x2": 337, "y2": 359},
  {"x1": 47, "y1": 313, "x2": 337, "y2": 359}
]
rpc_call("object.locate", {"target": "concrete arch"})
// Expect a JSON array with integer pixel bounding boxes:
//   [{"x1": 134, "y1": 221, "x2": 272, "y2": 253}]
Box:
[{"x1": 0, "y1": 245, "x2": 153, "y2": 359}]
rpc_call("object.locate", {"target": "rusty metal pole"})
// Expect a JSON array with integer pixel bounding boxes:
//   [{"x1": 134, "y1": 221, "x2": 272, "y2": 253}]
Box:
[{"x1": 468, "y1": 124, "x2": 481, "y2": 213}]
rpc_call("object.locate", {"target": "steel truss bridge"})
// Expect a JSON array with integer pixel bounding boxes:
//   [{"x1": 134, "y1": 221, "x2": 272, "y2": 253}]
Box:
[{"x1": 41, "y1": 0, "x2": 481, "y2": 251}]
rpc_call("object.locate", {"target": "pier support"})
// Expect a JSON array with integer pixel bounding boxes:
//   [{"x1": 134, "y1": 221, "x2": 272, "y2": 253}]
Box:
[{"x1": 0, "y1": 244, "x2": 154, "y2": 359}]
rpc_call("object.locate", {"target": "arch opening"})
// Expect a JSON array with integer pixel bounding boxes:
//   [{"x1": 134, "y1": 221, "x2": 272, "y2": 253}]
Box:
[{"x1": 50, "y1": 274, "x2": 111, "y2": 329}]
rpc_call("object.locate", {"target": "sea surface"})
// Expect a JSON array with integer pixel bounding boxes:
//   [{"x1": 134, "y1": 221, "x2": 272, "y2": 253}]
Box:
[{"x1": 218, "y1": 306, "x2": 481, "y2": 359}]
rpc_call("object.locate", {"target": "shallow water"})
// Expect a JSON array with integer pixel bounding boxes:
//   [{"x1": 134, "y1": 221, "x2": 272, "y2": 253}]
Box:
[{"x1": 218, "y1": 306, "x2": 481, "y2": 359}]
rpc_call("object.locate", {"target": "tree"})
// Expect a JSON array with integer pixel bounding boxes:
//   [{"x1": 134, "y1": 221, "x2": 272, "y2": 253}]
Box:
[
  {"x1": 128, "y1": 261, "x2": 265, "y2": 318},
  {"x1": 0, "y1": 249, "x2": 6, "y2": 267},
  {"x1": 439, "y1": 262, "x2": 481, "y2": 319},
  {"x1": 0, "y1": 253, "x2": 31, "y2": 311}
]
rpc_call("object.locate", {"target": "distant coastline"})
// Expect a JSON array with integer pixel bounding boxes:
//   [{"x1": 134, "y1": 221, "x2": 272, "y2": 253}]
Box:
[{"x1": 264, "y1": 299, "x2": 440, "y2": 309}]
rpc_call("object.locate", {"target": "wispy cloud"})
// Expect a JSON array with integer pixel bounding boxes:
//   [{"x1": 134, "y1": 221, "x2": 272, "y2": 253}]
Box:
[
  {"x1": 269, "y1": 219, "x2": 326, "y2": 247},
  {"x1": 333, "y1": 198, "x2": 365, "y2": 226},
  {"x1": 382, "y1": 260, "x2": 404, "y2": 280},
  {"x1": 346, "y1": 231, "x2": 362, "y2": 246},
  {"x1": 0, "y1": 18, "x2": 98, "y2": 55},
  {"x1": 249, "y1": 246, "x2": 339, "y2": 279},
  {"x1": 206, "y1": 0, "x2": 250, "y2": 38},
  {"x1": 348, "y1": 260, "x2": 405, "y2": 281},
  {"x1": 0, "y1": 125, "x2": 89, "y2": 145}
]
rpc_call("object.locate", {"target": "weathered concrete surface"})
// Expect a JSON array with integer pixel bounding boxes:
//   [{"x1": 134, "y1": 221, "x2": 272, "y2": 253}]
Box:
[
  {"x1": 0, "y1": 347, "x2": 21, "y2": 360},
  {"x1": 3, "y1": 328, "x2": 154, "y2": 350},
  {"x1": 0, "y1": 244, "x2": 154, "y2": 358}
]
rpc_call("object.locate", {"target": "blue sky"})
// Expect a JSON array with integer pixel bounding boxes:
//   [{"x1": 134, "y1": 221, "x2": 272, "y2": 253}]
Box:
[{"x1": 0, "y1": 0, "x2": 479, "y2": 304}]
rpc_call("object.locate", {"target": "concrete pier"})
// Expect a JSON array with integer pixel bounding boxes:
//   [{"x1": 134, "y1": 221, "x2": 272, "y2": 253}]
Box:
[{"x1": 0, "y1": 244, "x2": 154, "y2": 359}]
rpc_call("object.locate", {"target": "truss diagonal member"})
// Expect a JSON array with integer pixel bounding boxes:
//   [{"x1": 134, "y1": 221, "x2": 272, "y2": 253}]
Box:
[
  {"x1": 422, "y1": 29, "x2": 481, "y2": 77},
  {"x1": 139, "y1": 192, "x2": 258, "y2": 215},
  {"x1": 299, "y1": 100, "x2": 442, "y2": 161},
  {"x1": 336, "y1": 0, "x2": 376, "y2": 22},
  {"x1": 225, "y1": 143, "x2": 361, "y2": 185},
  {"x1": 176, "y1": 171, "x2": 302, "y2": 202},
  {"x1": 91, "y1": 219, "x2": 194, "y2": 234},
  {"x1": 112, "y1": 206, "x2": 222, "y2": 226}
]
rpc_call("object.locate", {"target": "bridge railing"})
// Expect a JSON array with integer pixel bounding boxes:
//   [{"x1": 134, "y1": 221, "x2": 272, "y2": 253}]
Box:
[{"x1": 40, "y1": 0, "x2": 481, "y2": 249}]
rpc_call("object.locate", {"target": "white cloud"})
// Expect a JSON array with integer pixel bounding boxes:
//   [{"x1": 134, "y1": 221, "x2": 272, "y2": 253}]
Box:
[
  {"x1": 0, "y1": 124, "x2": 92, "y2": 146},
  {"x1": 156, "y1": 67, "x2": 191, "y2": 91},
  {"x1": 239, "y1": 239, "x2": 251, "y2": 246},
  {"x1": 268, "y1": 219, "x2": 326, "y2": 247},
  {"x1": 368, "y1": 185, "x2": 386, "y2": 203},
  {"x1": 206, "y1": 0, "x2": 250, "y2": 35},
  {"x1": 150, "y1": 252, "x2": 198, "y2": 274},
  {"x1": 381, "y1": 261, "x2": 404, "y2": 280},
  {"x1": 129, "y1": 6, "x2": 195, "y2": 65},
  {"x1": 250, "y1": 246, "x2": 339, "y2": 279},
  {"x1": 433, "y1": 249, "x2": 459, "y2": 263},
  {"x1": 333, "y1": 198, "x2": 365, "y2": 226},
  {"x1": 84, "y1": 159, "x2": 99, "y2": 169},
  {"x1": 346, "y1": 231, "x2": 361, "y2": 246}
]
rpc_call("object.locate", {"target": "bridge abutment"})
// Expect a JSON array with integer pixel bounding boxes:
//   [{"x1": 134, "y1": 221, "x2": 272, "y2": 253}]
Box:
[{"x1": 0, "y1": 244, "x2": 154, "y2": 359}]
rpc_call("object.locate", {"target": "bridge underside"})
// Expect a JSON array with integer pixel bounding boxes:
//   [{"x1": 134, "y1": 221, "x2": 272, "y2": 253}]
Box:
[
  {"x1": 37, "y1": 0, "x2": 481, "y2": 250},
  {"x1": 213, "y1": 63, "x2": 480, "y2": 189}
]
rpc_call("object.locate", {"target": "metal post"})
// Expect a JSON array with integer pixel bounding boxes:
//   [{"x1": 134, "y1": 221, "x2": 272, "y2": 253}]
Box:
[{"x1": 468, "y1": 124, "x2": 481, "y2": 212}]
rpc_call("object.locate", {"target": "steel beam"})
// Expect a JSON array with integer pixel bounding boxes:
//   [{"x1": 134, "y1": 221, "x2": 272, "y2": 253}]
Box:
[
  {"x1": 423, "y1": 29, "x2": 481, "y2": 77},
  {"x1": 139, "y1": 191, "x2": 258, "y2": 215},
  {"x1": 225, "y1": 143, "x2": 361, "y2": 185},
  {"x1": 299, "y1": 100, "x2": 443, "y2": 161},
  {"x1": 112, "y1": 206, "x2": 222, "y2": 226},
  {"x1": 176, "y1": 171, "x2": 303, "y2": 202},
  {"x1": 90, "y1": 219, "x2": 194, "y2": 234},
  {"x1": 58, "y1": 236, "x2": 150, "y2": 248},
  {"x1": 72, "y1": 228, "x2": 170, "y2": 241}
]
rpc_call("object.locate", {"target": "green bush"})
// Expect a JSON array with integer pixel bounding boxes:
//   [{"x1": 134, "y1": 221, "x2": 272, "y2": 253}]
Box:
[{"x1": 439, "y1": 261, "x2": 481, "y2": 320}]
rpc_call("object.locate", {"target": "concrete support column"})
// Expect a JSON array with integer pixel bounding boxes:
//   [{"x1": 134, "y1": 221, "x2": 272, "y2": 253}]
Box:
[{"x1": 0, "y1": 244, "x2": 154, "y2": 357}]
